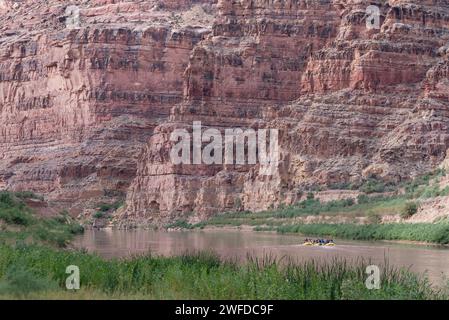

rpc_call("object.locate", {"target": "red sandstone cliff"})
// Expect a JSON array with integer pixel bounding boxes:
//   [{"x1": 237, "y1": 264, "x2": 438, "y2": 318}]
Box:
[
  {"x1": 0, "y1": 0, "x2": 215, "y2": 214},
  {"x1": 0, "y1": 1, "x2": 448, "y2": 223}
]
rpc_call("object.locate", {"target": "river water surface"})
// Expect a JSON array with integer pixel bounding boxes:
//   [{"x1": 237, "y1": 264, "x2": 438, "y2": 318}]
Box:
[{"x1": 74, "y1": 228, "x2": 449, "y2": 285}]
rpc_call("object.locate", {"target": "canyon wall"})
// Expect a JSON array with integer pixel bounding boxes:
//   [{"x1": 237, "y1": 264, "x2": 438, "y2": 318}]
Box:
[
  {"x1": 0, "y1": 1, "x2": 448, "y2": 223},
  {"x1": 0, "y1": 0, "x2": 215, "y2": 213},
  {"x1": 123, "y1": 0, "x2": 449, "y2": 224}
]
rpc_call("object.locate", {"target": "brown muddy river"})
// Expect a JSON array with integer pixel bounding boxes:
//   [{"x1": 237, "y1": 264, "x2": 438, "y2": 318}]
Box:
[{"x1": 74, "y1": 228, "x2": 449, "y2": 285}]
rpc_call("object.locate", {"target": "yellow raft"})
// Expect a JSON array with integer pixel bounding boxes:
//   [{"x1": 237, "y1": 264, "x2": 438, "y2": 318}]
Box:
[{"x1": 303, "y1": 242, "x2": 336, "y2": 247}]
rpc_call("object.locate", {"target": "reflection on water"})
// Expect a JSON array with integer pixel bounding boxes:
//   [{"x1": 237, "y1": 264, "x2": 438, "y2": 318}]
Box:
[{"x1": 73, "y1": 228, "x2": 449, "y2": 284}]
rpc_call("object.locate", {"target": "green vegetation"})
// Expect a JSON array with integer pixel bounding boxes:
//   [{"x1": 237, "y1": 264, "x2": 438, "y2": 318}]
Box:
[
  {"x1": 0, "y1": 187, "x2": 448, "y2": 300},
  {"x1": 202, "y1": 195, "x2": 405, "y2": 227},
  {"x1": 0, "y1": 264, "x2": 58, "y2": 298},
  {"x1": 98, "y1": 201, "x2": 124, "y2": 212},
  {"x1": 92, "y1": 201, "x2": 124, "y2": 220},
  {"x1": 0, "y1": 244, "x2": 447, "y2": 300},
  {"x1": 327, "y1": 169, "x2": 448, "y2": 196},
  {"x1": 0, "y1": 192, "x2": 84, "y2": 248},
  {"x1": 401, "y1": 202, "x2": 419, "y2": 219},
  {"x1": 165, "y1": 220, "x2": 205, "y2": 230},
  {"x1": 0, "y1": 192, "x2": 36, "y2": 227},
  {"x1": 92, "y1": 200, "x2": 124, "y2": 219},
  {"x1": 272, "y1": 223, "x2": 449, "y2": 244},
  {"x1": 93, "y1": 212, "x2": 105, "y2": 219},
  {"x1": 360, "y1": 178, "x2": 390, "y2": 194},
  {"x1": 404, "y1": 168, "x2": 446, "y2": 193},
  {"x1": 193, "y1": 169, "x2": 449, "y2": 244},
  {"x1": 406, "y1": 183, "x2": 449, "y2": 200}
]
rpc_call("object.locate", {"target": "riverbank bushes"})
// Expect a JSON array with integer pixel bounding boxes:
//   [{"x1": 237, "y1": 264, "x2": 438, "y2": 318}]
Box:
[
  {"x1": 198, "y1": 169, "x2": 449, "y2": 237},
  {"x1": 0, "y1": 244, "x2": 446, "y2": 300},
  {"x1": 273, "y1": 223, "x2": 449, "y2": 244},
  {"x1": 0, "y1": 192, "x2": 84, "y2": 247}
]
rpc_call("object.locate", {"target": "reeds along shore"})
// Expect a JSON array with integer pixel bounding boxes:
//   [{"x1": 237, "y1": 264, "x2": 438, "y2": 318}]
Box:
[{"x1": 0, "y1": 245, "x2": 448, "y2": 300}]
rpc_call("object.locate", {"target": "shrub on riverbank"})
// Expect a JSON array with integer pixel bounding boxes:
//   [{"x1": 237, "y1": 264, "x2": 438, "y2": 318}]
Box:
[
  {"x1": 0, "y1": 244, "x2": 446, "y2": 300},
  {"x1": 0, "y1": 192, "x2": 84, "y2": 247},
  {"x1": 0, "y1": 192, "x2": 35, "y2": 226},
  {"x1": 276, "y1": 223, "x2": 449, "y2": 244},
  {"x1": 401, "y1": 202, "x2": 419, "y2": 219}
]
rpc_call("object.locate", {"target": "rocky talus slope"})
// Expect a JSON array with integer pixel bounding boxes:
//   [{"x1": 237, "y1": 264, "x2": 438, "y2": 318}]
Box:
[{"x1": 0, "y1": 0, "x2": 448, "y2": 224}]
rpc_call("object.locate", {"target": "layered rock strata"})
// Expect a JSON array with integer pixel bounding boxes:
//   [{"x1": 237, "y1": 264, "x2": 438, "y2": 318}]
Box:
[
  {"x1": 0, "y1": 1, "x2": 448, "y2": 223},
  {"x1": 0, "y1": 0, "x2": 215, "y2": 214},
  {"x1": 123, "y1": 0, "x2": 449, "y2": 224}
]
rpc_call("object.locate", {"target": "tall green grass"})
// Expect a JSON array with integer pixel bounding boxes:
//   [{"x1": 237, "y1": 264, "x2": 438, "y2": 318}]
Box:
[{"x1": 0, "y1": 244, "x2": 446, "y2": 300}]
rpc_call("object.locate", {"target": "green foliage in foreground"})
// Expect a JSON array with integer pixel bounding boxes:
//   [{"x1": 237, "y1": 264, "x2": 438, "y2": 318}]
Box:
[
  {"x1": 0, "y1": 244, "x2": 447, "y2": 300},
  {"x1": 274, "y1": 223, "x2": 449, "y2": 244},
  {"x1": 0, "y1": 192, "x2": 84, "y2": 248}
]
